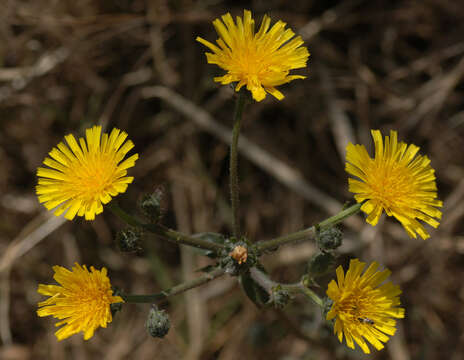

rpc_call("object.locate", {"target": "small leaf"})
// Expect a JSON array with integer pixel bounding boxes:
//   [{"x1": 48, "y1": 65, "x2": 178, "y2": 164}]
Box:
[{"x1": 239, "y1": 273, "x2": 270, "y2": 307}]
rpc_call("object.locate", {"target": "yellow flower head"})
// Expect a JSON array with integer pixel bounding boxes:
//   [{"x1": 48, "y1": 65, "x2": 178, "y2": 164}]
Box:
[
  {"x1": 326, "y1": 259, "x2": 405, "y2": 354},
  {"x1": 36, "y1": 126, "x2": 138, "y2": 221},
  {"x1": 346, "y1": 130, "x2": 442, "y2": 239},
  {"x1": 37, "y1": 263, "x2": 124, "y2": 341},
  {"x1": 196, "y1": 9, "x2": 309, "y2": 102}
]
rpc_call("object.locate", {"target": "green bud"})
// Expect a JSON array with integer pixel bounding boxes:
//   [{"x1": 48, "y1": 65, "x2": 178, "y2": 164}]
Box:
[
  {"x1": 146, "y1": 306, "x2": 170, "y2": 338},
  {"x1": 116, "y1": 228, "x2": 142, "y2": 253},
  {"x1": 316, "y1": 227, "x2": 343, "y2": 251},
  {"x1": 306, "y1": 252, "x2": 336, "y2": 278},
  {"x1": 140, "y1": 188, "x2": 164, "y2": 222}
]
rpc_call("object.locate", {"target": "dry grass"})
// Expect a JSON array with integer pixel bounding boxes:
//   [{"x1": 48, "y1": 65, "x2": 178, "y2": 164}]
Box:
[{"x1": 1, "y1": 0, "x2": 464, "y2": 359}]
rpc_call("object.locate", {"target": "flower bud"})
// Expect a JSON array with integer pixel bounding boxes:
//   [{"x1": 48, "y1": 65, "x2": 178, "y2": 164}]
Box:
[
  {"x1": 116, "y1": 228, "x2": 142, "y2": 253},
  {"x1": 140, "y1": 188, "x2": 164, "y2": 222},
  {"x1": 146, "y1": 306, "x2": 170, "y2": 338},
  {"x1": 306, "y1": 252, "x2": 335, "y2": 278},
  {"x1": 316, "y1": 227, "x2": 343, "y2": 251}
]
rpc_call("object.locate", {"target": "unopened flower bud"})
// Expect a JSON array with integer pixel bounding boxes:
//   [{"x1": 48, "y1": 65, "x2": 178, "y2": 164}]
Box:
[
  {"x1": 116, "y1": 228, "x2": 142, "y2": 253},
  {"x1": 317, "y1": 227, "x2": 343, "y2": 251},
  {"x1": 146, "y1": 306, "x2": 170, "y2": 338},
  {"x1": 306, "y1": 252, "x2": 335, "y2": 278},
  {"x1": 140, "y1": 188, "x2": 164, "y2": 222}
]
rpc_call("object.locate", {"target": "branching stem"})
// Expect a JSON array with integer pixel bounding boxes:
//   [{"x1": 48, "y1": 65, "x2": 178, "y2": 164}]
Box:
[
  {"x1": 108, "y1": 202, "x2": 225, "y2": 252},
  {"x1": 249, "y1": 267, "x2": 324, "y2": 307},
  {"x1": 122, "y1": 267, "x2": 226, "y2": 303},
  {"x1": 255, "y1": 203, "x2": 362, "y2": 253}
]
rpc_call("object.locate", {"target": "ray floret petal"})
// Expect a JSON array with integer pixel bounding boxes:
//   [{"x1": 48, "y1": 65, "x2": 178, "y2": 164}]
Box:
[
  {"x1": 36, "y1": 125, "x2": 138, "y2": 221},
  {"x1": 345, "y1": 129, "x2": 442, "y2": 239},
  {"x1": 196, "y1": 9, "x2": 310, "y2": 101}
]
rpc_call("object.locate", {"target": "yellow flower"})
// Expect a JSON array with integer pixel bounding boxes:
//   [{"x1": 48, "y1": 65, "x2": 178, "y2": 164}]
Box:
[
  {"x1": 326, "y1": 259, "x2": 405, "y2": 354},
  {"x1": 346, "y1": 129, "x2": 442, "y2": 239},
  {"x1": 36, "y1": 126, "x2": 138, "y2": 220},
  {"x1": 196, "y1": 9, "x2": 309, "y2": 102},
  {"x1": 37, "y1": 263, "x2": 124, "y2": 341}
]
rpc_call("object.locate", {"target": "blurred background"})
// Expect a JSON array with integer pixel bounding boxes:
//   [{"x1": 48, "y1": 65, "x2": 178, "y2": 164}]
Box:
[{"x1": 1, "y1": 0, "x2": 464, "y2": 359}]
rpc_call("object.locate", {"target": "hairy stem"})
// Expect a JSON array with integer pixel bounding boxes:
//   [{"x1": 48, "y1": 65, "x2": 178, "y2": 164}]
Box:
[
  {"x1": 249, "y1": 267, "x2": 323, "y2": 306},
  {"x1": 229, "y1": 92, "x2": 247, "y2": 239},
  {"x1": 108, "y1": 202, "x2": 224, "y2": 252},
  {"x1": 255, "y1": 203, "x2": 362, "y2": 253},
  {"x1": 300, "y1": 286, "x2": 324, "y2": 307},
  {"x1": 122, "y1": 267, "x2": 226, "y2": 303}
]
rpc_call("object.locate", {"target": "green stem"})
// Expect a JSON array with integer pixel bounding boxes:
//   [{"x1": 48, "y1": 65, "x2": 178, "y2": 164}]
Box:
[
  {"x1": 108, "y1": 202, "x2": 224, "y2": 252},
  {"x1": 249, "y1": 267, "x2": 323, "y2": 306},
  {"x1": 229, "y1": 92, "x2": 247, "y2": 239},
  {"x1": 249, "y1": 267, "x2": 279, "y2": 294},
  {"x1": 249, "y1": 267, "x2": 298, "y2": 295},
  {"x1": 299, "y1": 286, "x2": 324, "y2": 307},
  {"x1": 255, "y1": 203, "x2": 362, "y2": 253},
  {"x1": 122, "y1": 267, "x2": 226, "y2": 303}
]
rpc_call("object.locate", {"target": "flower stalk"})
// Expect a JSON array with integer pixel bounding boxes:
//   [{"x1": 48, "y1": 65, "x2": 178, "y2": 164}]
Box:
[
  {"x1": 108, "y1": 202, "x2": 225, "y2": 252},
  {"x1": 229, "y1": 91, "x2": 247, "y2": 239},
  {"x1": 255, "y1": 203, "x2": 362, "y2": 253},
  {"x1": 249, "y1": 267, "x2": 323, "y2": 307},
  {"x1": 299, "y1": 286, "x2": 324, "y2": 307},
  {"x1": 122, "y1": 267, "x2": 226, "y2": 303}
]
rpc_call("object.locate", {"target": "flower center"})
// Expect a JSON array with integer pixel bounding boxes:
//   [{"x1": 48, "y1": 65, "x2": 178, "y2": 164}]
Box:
[
  {"x1": 233, "y1": 44, "x2": 276, "y2": 81},
  {"x1": 336, "y1": 290, "x2": 374, "y2": 323},
  {"x1": 367, "y1": 160, "x2": 414, "y2": 210},
  {"x1": 67, "y1": 154, "x2": 118, "y2": 202}
]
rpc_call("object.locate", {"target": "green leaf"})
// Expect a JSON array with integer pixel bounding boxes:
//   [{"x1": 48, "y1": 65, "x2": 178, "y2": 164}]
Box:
[{"x1": 239, "y1": 273, "x2": 270, "y2": 307}]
